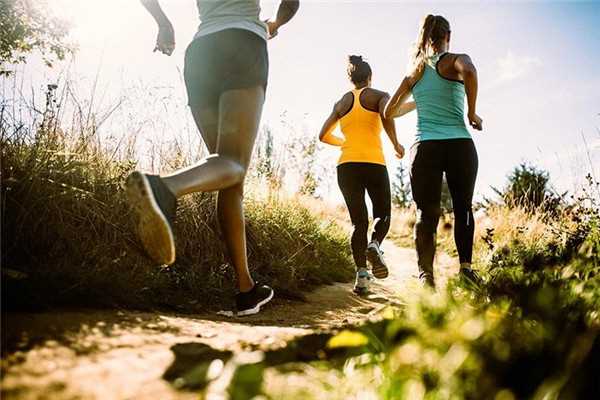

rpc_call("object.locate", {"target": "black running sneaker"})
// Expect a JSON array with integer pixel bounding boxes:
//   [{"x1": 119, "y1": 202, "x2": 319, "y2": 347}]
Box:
[
  {"x1": 125, "y1": 171, "x2": 177, "y2": 265},
  {"x1": 418, "y1": 271, "x2": 435, "y2": 288},
  {"x1": 459, "y1": 266, "x2": 483, "y2": 288},
  {"x1": 235, "y1": 284, "x2": 274, "y2": 316},
  {"x1": 366, "y1": 240, "x2": 389, "y2": 279}
]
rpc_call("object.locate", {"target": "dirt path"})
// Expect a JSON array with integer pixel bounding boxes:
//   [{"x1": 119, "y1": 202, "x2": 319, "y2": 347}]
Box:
[{"x1": 1, "y1": 244, "x2": 456, "y2": 399}]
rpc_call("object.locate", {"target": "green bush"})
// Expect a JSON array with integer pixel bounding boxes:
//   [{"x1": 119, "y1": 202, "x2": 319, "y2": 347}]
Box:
[
  {"x1": 1, "y1": 112, "x2": 353, "y2": 311},
  {"x1": 493, "y1": 162, "x2": 566, "y2": 213},
  {"x1": 260, "y1": 179, "x2": 600, "y2": 399}
]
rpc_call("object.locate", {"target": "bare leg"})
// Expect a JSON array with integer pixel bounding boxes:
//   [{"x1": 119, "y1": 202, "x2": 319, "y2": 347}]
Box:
[
  {"x1": 166, "y1": 87, "x2": 264, "y2": 292},
  {"x1": 161, "y1": 106, "x2": 246, "y2": 197},
  {"x1": 216, "y1": 87, "x2": 265, "y2": 292},
  {"x1": 217, "y1": 183, "x2": 253, "y2": 291}
]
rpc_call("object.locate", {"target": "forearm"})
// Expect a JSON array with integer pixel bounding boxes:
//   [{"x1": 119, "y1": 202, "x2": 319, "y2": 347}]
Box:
[
  {"x1": 321, "y1": 133, "x2": 344, "y2": 147},
  {"x1": 384, "y1": 78, "x2": 412, "y2": 119},
  {"x1": 396, "y1": 101, "x2": 416, "y2": 117},
  {"x1": 140, "y1": 0, "x2": 171, "y2": 27},
  {"x1": 464, "y1": 71, "x2": 478, "y2": 116},
  {"x1": 383, "y1": 119, "x2": 400, "y2": 147},
  {"x1": 273, "y1": 0, "x2": 300, "y2": 29},
  {"x1": 319, "y1": 122, "x2": 344, "y2": 146}
]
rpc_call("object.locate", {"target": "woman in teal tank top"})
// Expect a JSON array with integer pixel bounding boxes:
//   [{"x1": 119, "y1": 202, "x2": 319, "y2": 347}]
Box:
[{"x1": 384, "y1": 14, "x2": 483, "y2": 288}]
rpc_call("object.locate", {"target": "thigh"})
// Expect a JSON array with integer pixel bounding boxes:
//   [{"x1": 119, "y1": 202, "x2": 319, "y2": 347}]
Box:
[
  {"x1": 410, "y1": 141, "x2": 444, "y2": 209},
  {"x1": 184, "y1": 36, "x2": 221, "y2": 113},
  {"x1": 365, "y1": 164, "x2": 391, "y2": 218},
  {"x1": 337, "y1": 164, "x2": 368, "y2": 225},
  {"x1": 185, "y1": 37, "x2": 220, "y2": 152},
  {"x1": 218, "y1": 86, "x2": 265, "y2": 169},
  {"x1": 190, "y1": 107, "x2": 219, "y2": 153},
  {"x1": 445, "y1": 139, "x2": 478, "y2": 206}
]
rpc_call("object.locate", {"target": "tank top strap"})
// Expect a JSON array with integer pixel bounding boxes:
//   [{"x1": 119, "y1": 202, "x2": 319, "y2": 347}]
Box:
[{"x1": 351, "y1": 88, "x2": 367, "y2": 112}]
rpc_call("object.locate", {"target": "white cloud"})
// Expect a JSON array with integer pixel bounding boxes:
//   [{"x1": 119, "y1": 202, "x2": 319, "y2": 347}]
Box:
[{"x1": 494, "y1": 50, "x2": 542, "y2": 85}]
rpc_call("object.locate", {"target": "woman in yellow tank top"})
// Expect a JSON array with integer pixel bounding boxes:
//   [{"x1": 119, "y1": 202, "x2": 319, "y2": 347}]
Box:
[{"x1": 319, "y1": 55, "x2": 415, "y2": 294}]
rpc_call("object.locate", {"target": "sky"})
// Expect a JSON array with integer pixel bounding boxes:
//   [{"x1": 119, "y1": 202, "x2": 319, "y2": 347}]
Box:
[{"x1": 11, "y1": 0, "x2": 600, "y2": 203}]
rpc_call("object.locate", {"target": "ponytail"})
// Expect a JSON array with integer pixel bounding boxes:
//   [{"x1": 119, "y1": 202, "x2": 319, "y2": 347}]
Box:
[{"x1": 411, "y1": 15, "x2": 451, "y2": 75}]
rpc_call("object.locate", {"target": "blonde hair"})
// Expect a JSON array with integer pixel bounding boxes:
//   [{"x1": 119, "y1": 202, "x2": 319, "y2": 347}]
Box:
[{"x1": 411, "y1": 15, "x2": 451, "y2": 75}]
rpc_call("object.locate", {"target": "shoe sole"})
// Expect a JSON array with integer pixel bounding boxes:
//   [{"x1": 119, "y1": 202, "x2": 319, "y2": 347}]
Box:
[
  {"x1": 367, "y1": 248, "x2": 389, "y2": 279},
  {"x1": 237, "y1": 289, "x2": 274, "y2": 317},
  {"x1": 125, "y1": 171, "x2": 176, "y2": 265},
  {"x1": 353, "y1": 286, "x2": 369, "y2": 295}
]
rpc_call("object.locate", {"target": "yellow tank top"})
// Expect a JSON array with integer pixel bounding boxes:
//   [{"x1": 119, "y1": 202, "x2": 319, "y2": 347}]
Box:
[{"x1": 338, "y1": 88, "x2": 385, "y2": 166}]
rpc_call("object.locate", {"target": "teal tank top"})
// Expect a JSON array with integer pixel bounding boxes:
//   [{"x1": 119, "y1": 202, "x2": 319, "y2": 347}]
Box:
[
  {"x1": 412, "y1": 53, "x2": 471, "y2": 142},
  {"x1": 195, "y1": 0, "x2": 267, "y2": 41}
]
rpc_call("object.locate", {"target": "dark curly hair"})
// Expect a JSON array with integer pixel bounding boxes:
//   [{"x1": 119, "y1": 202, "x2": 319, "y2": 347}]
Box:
[{"x1": 347, "y1": 55, "x2": 372, "y2": 85}]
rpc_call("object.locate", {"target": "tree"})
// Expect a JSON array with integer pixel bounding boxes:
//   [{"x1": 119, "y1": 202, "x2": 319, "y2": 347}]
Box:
[
  {"x1": 440, "y1": 174, "x2": 453, "y2": 213},
  {"x1": 391, "y1": 162, "x2": 412, "y2": 208},
  {"x1": 493, "y1": 162, "x2": 566, "y2": 211},
  {"x1": 0, "y1": 0, "x2": 72, "y2": 75}
]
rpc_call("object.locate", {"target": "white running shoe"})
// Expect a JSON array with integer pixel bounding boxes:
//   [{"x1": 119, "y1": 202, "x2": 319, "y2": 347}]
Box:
[
  {"x1": 353, "y1": 268, "x2": 372, "y2": 295},
  {"x1": 367, "y1": 240, "x2": 389, "y2": 279}
]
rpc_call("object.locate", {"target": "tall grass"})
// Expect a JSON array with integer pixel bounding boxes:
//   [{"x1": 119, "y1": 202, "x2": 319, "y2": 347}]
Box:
[
  {"x1": 256, "y1": 191, "x2": 600, "y2": 400},
  {"x1": 1, "y1": 81, "x2": 354, "y2": 311}
]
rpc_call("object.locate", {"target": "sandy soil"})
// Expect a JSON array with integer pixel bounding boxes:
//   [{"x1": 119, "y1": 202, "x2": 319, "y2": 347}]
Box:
[{"x1": 1, "y1": 244, "x2": 457, "y2": 399}]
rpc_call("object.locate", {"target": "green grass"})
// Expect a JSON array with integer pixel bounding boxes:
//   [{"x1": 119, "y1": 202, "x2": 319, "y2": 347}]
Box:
[
  {"x1": 260, "y1": 190, "x2": 600, "y2": 399},
  {"x1": 1, "y1": 124, "x2": 354, "y2": 311}
]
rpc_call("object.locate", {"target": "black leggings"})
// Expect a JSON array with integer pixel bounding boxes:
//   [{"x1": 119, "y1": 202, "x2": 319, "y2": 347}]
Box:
[
  {"x1": 410, "y1": 139, "x2": 478, "y2": 274},
  {"x1": 337, "y1": 162, "x2": 391, "y2": 270}
]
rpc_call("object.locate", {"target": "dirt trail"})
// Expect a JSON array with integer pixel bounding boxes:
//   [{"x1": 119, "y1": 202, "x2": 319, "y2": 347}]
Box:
[{"x1": 1, "y1": 244, "x2": 457, "y2": 399}]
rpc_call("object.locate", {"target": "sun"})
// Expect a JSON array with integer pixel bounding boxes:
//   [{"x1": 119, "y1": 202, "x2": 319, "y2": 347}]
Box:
[{"x1": 52, "y1": 0, "x2": 141, "y2": 42}]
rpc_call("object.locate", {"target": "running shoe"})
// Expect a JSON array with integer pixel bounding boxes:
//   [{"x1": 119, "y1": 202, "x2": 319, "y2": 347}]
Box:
[
  {"x1": 366, "y1": 240, "x2": 389, "y2": 279},
  {"x1": 353, "y1": 268, "x2": 372, "y2": 295},
  {"x1": 459, "y1": 266, "x2": 483, "y2": 288},
  {"x1": 418, "y1": 271, "x2": 435, "y2": 288},
  {"x1": 236, "y1": 283, "x2": 274, "y2": 316},
  {"x1": 125, "y1": 171, "x2": 177, "y2": 265}
]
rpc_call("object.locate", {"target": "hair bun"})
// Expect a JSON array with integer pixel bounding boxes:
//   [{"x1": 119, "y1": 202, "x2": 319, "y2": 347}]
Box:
[{"x1": 348, "y1": 55, "x2": 363, "y2": 65}]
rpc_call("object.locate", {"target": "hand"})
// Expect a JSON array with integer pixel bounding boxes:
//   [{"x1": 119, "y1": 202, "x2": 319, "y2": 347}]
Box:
[
  {"x1": 265, "y1": 20, "x2": 280, "y2": 40},
  {"x1": 394, "y1": 143, "x2": 405, "y2": 159},
  {"x1": 468, "y1": 112, "x2": 483, "y2": 131},
  {"x1": 154, "y1": 24, "x2": 175, "y2": 55}
]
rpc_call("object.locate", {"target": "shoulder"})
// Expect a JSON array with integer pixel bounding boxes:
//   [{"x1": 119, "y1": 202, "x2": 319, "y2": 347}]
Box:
[
  {"x1": 364, "y1": 88, "x2": 390, "y2": 100},
  {"x1": 450, "y1": 53, "x2": 475, "y2": 67},
  {"x1": 334, "y1": 91, "x2": 354, "y2": 116},
  {"x1": 362, "y1": 89, "x2": 390, "y2": 109}
]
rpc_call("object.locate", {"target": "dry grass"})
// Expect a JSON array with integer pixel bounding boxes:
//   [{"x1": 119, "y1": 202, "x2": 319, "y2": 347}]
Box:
[{"x1": 0, "y1": 85, "x2": 354, "y2": 311}]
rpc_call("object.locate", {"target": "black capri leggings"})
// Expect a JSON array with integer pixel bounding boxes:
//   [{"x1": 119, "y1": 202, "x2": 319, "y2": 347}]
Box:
[
  {"x1": 410, "y1": 139, "x2": 478, "y2": 275},
  {"x1": 337, "y1": 162, "x2": 391, "y2": 270}
]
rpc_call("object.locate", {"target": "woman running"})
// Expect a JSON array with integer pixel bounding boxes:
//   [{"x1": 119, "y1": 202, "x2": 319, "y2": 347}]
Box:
[
  {"x1": 125, "y1": 0, "x2": 299, "y2": 315},
  {"x1": 319, "y1": 56, "x2": 414, "y2": 294},
  {"x1": 385, "y1": 14, "x2": 483, "y2": 288}
]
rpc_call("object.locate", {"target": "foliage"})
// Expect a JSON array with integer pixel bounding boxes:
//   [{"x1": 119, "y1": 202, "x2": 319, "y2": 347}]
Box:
[
  {"x1": 493, "y1": 162, "x2": 567, "y2": 212},
  {"x1": 1, "y1": 84, "x2": 354, "y2": 311},
  {"x1": 440, "y1": 174, "x2": 453, "y2": 213},
  {"x1": 392, "y1": 162, "x2": 412, "y2": 208},
  {"x1": 250, "y1": 177, "x2": 600, "y2": 399},
  {"x1": 0, "y1": 0, "x2": 72, "y2": 75}
]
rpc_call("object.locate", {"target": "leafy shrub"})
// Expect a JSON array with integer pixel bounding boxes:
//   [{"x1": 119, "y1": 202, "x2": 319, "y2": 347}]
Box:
[
  {"x1": 1, "y1": 91, "x2": 354, "y2": 311},
  {"x1": 493, "y1": 162, "x2": 566, "y2": 213}
]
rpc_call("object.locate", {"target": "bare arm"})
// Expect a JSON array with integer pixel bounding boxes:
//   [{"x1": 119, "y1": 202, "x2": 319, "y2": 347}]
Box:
[
  {"x1": 267, "y1": 0, "x2": 300, "y2": 38},
  {"x1": 379, "y1": 94, "x2": 405, "y2": 158},
  {"x1": 319, "y1": 105, "x2": 344, "y2": 147},
  {"x1": 396, "y1": 101, "x2": 416, "y2": 117},
  {"x1": 140, "y1": 0, "x2": 175, "y2": 55},
  {"x1": 455, "y1": 54, "x2": 482, "y2": 130},
  {"x1": 384, "y1": 76, "x2": 416, "y2": 119}
]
